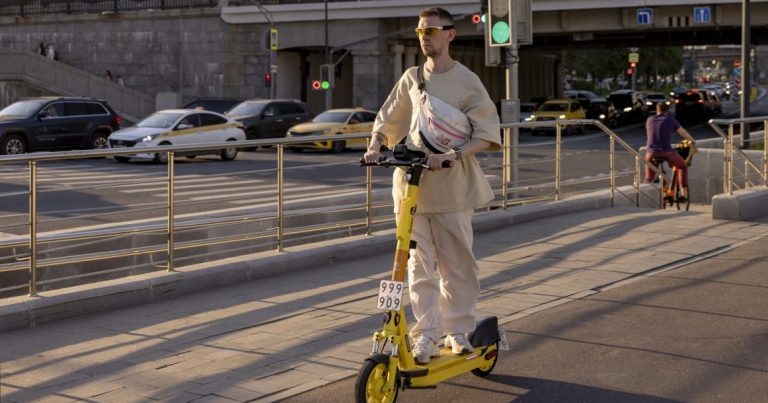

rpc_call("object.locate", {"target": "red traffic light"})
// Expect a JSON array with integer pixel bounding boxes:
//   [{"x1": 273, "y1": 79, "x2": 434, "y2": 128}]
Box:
[
  {"x1": 630, "y1": 62, "x2": 637, "y2": 68},
  {"x1": 627, "y1": 68, "x2": 634, "y2": 75},
  {"x1": 311, "y1": 80, "x2": 322, "y2": 90},
  {"x1": 264, "y1": 72, "x2": 272, "y2": 87},
  {"x1": 471, "y1": 13, "x2": 482, "y2": 24}
]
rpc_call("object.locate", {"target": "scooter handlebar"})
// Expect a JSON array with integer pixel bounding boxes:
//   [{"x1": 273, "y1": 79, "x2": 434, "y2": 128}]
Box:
[{"x1": 360, "y1": 157, "x2": 451, "y2": 169}]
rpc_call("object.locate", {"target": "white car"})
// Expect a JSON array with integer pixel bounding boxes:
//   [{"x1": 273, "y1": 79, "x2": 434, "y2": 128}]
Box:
[{"x1": 108, "y1": 109, "x2": 245, "y2": 163}]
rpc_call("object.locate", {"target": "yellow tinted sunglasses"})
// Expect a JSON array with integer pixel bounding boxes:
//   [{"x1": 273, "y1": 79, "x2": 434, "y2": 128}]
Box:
[{"x1": 415, "y1": 25, "x2": 454, "y2": 37}]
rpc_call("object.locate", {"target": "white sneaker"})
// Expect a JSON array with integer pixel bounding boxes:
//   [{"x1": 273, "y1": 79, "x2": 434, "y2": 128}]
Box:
[
  {"x1": 412, "y1": 335, "x2": 438, "y2": 364},
  {"x1": 445, "y1": 333, "x2": 474, "y2": 355}
]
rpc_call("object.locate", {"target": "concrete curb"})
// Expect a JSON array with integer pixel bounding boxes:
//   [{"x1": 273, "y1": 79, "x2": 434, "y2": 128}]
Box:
[{"x1": 0, "y1": 186, "x2": 650, "y2": 332}]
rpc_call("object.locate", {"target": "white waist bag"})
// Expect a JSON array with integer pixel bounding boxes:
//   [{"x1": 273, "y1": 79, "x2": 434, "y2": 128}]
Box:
[{"x1": 416, "y1": 65, "x2": 471, "y2": 154}]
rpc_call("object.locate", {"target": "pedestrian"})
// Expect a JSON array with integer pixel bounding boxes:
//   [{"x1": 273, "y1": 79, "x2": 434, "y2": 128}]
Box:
[
  {"x1": 363, "y1": 7, "x2": 501, "y2": 364},
  {"x1": 38, "y1": 42, "x2": 46, "y2": 57},
  {"x1": 644, "y1": 102, "x2": 696, "y2": 200},
  {"x1": 116, "y1": 75, "x2": 124, "y2": 87},
  {"x1": 106, "y1": 70, "x2": 113, "y2": 81},
  {"x1": 46, "y1": 43, "x2": 55, "y2": 60}
]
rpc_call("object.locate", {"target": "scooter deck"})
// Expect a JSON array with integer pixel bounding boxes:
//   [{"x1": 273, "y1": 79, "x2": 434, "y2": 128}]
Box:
[{"x1": 402, "y1": 343, "x2": 498, "y2": 387}]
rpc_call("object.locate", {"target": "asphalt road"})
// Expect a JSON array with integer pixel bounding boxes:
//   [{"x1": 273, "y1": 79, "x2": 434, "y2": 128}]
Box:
[{"x1": 283, "y1": 235, "x2": 768, "y2": 403}]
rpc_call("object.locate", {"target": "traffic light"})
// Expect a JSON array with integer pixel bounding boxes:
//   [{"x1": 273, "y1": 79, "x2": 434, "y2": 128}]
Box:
[
  {"x1": 320, "y1": 64, "x2": 333, "y2": 89},
  {"x1": 311, "y1": 80, "x2": 322, "y2": 90},
  {"x1": 487, "y1": 0, "x2": 512, "y2": 47},
  {"x1": 264, "y1": 72, "x2": 272, "y2": 87},
  {"x1": 627, "y1": 62, "x2": 636, "y2": 75}
]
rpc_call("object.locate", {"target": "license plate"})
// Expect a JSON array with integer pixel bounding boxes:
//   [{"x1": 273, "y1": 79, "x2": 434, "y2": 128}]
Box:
[
  {"x1": 498, "y1": 328, "x2": 510, "y2": 351},
  {"x1": 377, "y1": 280, "x2": 404, "y2": 311}
]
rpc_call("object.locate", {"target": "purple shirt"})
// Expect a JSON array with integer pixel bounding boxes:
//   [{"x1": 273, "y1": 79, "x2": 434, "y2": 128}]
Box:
[{"x1": 646, "y1": 113, "x2": 680, "y2": 152}]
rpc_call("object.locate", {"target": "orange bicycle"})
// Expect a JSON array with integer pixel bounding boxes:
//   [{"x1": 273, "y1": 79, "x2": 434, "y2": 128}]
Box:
[{"x1": 652, "y1": 139, "x2": 696, "y2": 211}]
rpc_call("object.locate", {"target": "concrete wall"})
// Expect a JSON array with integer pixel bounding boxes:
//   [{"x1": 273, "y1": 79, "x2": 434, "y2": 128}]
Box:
[{"x1": 0, "y1": 10, "x2": 397, "y2": 114}]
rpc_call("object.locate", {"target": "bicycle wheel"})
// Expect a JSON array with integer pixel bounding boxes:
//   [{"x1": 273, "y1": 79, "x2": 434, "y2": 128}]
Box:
[
  {"x1": 675, "y1": 183, "x2": 690, "y2": 211},
  {"x1": 354, "y1": 359, "x2": 399, "y2": 403}
]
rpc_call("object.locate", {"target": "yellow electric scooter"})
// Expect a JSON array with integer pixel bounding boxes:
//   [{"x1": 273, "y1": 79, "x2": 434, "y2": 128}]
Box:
[{"x1": 356, "y1": 145, "x2": 508, "y2": 403}]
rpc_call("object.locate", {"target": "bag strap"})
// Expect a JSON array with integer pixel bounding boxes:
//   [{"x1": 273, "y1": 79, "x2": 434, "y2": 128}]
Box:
[{"x1": 417, "y1": 64, "x2": 425, "y2": 92}]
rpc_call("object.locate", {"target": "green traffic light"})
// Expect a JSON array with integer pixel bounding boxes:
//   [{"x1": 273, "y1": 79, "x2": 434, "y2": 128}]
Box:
[
  {"x1": 321, "y1": 81, "x2": 330, "y2": 90},
  {"x1": 491, "y1": 21, "x2": 510, "y2": 44}
]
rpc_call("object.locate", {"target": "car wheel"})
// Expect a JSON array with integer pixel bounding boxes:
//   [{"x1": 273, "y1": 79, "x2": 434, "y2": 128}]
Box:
[
  {"x1": 331, "y1": 139, "x2": 346, "y2": 154},
  {"x1": 220, "y1": 142, "x2": 238, "y2": 161},
  {"x1": 153, "y1": 142, "x2": 171, "y2": 164},
  {"x1": 90, "y1": 132, "x2": 110, "y2": 150},
  {"x1": 114, "y1": 156, "x2": 131, "y2": 163},
  {"x1": 1, "y1": 134, "x2": 26, "y2": 155}
]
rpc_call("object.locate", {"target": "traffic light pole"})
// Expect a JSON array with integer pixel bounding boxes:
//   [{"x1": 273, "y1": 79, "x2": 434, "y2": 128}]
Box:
[
  {"x1": 324, "y1": 0, "x2": 332, "y2": 111},
  {"x1": 504, "y1": 45, "x2": 520, "y2": 191}
]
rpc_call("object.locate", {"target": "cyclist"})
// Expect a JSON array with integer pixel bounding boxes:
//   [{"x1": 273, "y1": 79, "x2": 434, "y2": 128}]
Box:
[{"x1": 645, "y1": 102, "x2": 696, "y2": 200}]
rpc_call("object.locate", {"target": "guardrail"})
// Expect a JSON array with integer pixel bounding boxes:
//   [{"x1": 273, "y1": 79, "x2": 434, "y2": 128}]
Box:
[
  {"x1": 0, "y1": 0, "x2": 217, "y2": 16},
  {"x1": 707, "y1": 117, "x2": 768, "y2": 194},
  {"x1": 0, "y1": 120, "x2": 664, "y2": 298}
]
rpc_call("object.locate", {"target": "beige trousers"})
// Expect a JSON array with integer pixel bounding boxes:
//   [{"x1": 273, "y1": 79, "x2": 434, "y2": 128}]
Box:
[{"x1": 407, "y1": 209, "x2": 480, "y2": 341}]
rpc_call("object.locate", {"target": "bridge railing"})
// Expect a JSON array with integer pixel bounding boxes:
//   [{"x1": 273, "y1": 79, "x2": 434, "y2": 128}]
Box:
[
  {"x1": 0, "y1": 0, "x2": 218, "y2": 16},
  {"x1": 0, "y1": 121, "x2": 663, "y2": 298},
  {"x1": 707, "y1": 117, "x2": 768, "y2": 194}
]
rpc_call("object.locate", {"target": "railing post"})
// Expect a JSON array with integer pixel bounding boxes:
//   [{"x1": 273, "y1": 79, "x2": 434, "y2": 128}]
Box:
[
  {"x1": 726, "y1": 123, "x2": 734, "y2": 194},
  {"x1": 28, "y1": 160, "x2": 38, "y2": 297},
  {"x1": 764, "y1": 119, "x2": 767, "y2": 186},
  {"x1": 635, "y1": 155, "x2": 641, "y2": 207},
  {"x1": 555, "y1": 123, "x2": 561, "y2": 201},
  {"x1": 167, "y1": 152, "x2": 175, "y2": 271},
  {"x1": 365, "y1": 138, "x2": 373, "y2": 235},
  {"x1": 502, "y1": 126, "x2": 510, "y2": 208},
  {"x1": 609, "y1": 136, "x2": 615, "y2": 207},
  {"x1": 277, "y1": 144, "x2": 284, "y2": 252}
]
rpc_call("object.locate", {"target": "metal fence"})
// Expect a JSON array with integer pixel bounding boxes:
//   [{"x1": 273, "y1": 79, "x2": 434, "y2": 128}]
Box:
[
  {"x1": 0, "y1": 0, "x2": 218, "y2": 16},
  {"x1": 707, "y1": 117, "x2": 768, "y2": 194},
  {"x1": 0, "y1": 122, "x2": 661, "y2": 299}
]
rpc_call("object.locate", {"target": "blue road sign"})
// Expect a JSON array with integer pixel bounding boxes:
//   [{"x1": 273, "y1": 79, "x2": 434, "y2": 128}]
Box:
[
  {"x1": 637, "y1": 8, "x2": 653, "y2": 25},
  {"x1": 693, "y1": 6, "x2": 711, "y2": 24}
]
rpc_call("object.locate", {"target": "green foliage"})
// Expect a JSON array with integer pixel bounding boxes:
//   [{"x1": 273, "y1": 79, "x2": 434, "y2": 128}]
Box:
[{"x1": 565, "y1": 47, "x2": 684, "y2": 88}]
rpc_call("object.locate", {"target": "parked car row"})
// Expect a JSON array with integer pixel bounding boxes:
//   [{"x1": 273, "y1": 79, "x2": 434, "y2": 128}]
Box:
[{"x1": 0, "y1": 96, "x2": 377, "y2": 162}]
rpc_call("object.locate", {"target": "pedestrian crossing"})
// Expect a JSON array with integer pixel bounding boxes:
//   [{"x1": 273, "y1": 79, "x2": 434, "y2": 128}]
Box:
[{"x1": 0, "y1": 160, "x2": 381, "y2": 213}]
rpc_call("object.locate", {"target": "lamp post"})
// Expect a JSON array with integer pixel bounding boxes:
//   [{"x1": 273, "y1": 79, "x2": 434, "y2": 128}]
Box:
[{"x1": 740, "y1": 0, "x2": 751, "y2": 146}]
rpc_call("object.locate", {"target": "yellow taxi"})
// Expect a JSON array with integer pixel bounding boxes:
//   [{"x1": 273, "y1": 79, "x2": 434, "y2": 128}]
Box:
[
  {"x1": 527, "y1": 98, "x2": 586, "y2": 135},
  {"x1": 286, "y1": 108, "x2": 377, "y2": 153}
]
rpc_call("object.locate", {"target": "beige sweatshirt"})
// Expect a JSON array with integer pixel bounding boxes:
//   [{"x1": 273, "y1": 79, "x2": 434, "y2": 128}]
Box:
[{"x1": 373, "y1": 62, "x2": 502, "y2": 213}]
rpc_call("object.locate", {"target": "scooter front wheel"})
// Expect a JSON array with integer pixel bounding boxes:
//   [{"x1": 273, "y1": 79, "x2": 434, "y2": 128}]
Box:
[
  {"x1": 471, "y1": 342, "x2": 499, "y2": 378},
  {"x1": 355, "y1": 359, "x2": 399, "y2": 403}
]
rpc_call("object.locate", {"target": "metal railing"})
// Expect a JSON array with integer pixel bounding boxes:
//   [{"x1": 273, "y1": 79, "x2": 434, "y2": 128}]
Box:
[
  {"x1": 0, "y1": 122, "x2": 664, "y2": 298},
  {"x1": 0, "y1": 0, "x2": 218, "y2": 16},
  {"x1": 707, "y1": 117, "x2": 768, "y2": 194}
]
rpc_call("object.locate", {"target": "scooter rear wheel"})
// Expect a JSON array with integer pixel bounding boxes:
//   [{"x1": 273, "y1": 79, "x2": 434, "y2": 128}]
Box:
[
  {"x1": 355, "y1": 359, "x2": 399, "y2": 403},
  {"x1": 471, "y1": 342, "x2": 499, "y2": 378}
]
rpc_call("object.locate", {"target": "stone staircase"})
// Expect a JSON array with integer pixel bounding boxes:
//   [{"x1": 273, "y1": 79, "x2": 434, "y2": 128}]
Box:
[{"x1": 0, "y1": 49, "x2": 154, "y2": 123}]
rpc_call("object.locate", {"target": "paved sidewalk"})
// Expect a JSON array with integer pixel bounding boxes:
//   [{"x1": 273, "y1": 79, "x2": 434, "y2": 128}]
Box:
[{"x1": 2, "y1": 206, "x2": 768, "y2": 402}]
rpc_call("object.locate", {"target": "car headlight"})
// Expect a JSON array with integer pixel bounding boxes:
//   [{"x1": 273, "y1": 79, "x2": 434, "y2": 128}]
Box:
[
  {"x1": 599, "y1": 114, "x2": 606, "y2": 119},
  {"x1": 524, "y1": 117, "x2": 533, "y2": 122},
  {"x1": 139, "y1": 134, "x2": 160, "y2": 143},
  {"x1": 624, "y1": 107, "x2": 633, "y2": 112},
  {"x1": 558, "y1": 115, "x2": 566, "y2": 119},
  {"x1": 646, "y1": 101, "x2": 652, "y2": 106}
]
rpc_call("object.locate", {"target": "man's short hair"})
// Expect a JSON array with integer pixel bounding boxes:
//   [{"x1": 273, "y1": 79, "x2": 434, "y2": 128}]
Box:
[
  {"x1": 657, "y1": 102, "x2": 669, "y2": 114},
  {"x1": 419, "y1": 7, "x2": 454, "y2": 24}
]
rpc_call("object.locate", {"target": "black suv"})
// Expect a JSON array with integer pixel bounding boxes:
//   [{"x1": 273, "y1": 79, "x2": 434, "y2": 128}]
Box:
[
  {"x1": 225, "y1": 99, "x2": 313, "y2": 140},
  {"x1": 0, "y1": 97, "x2": 121, "y2": 155}
]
